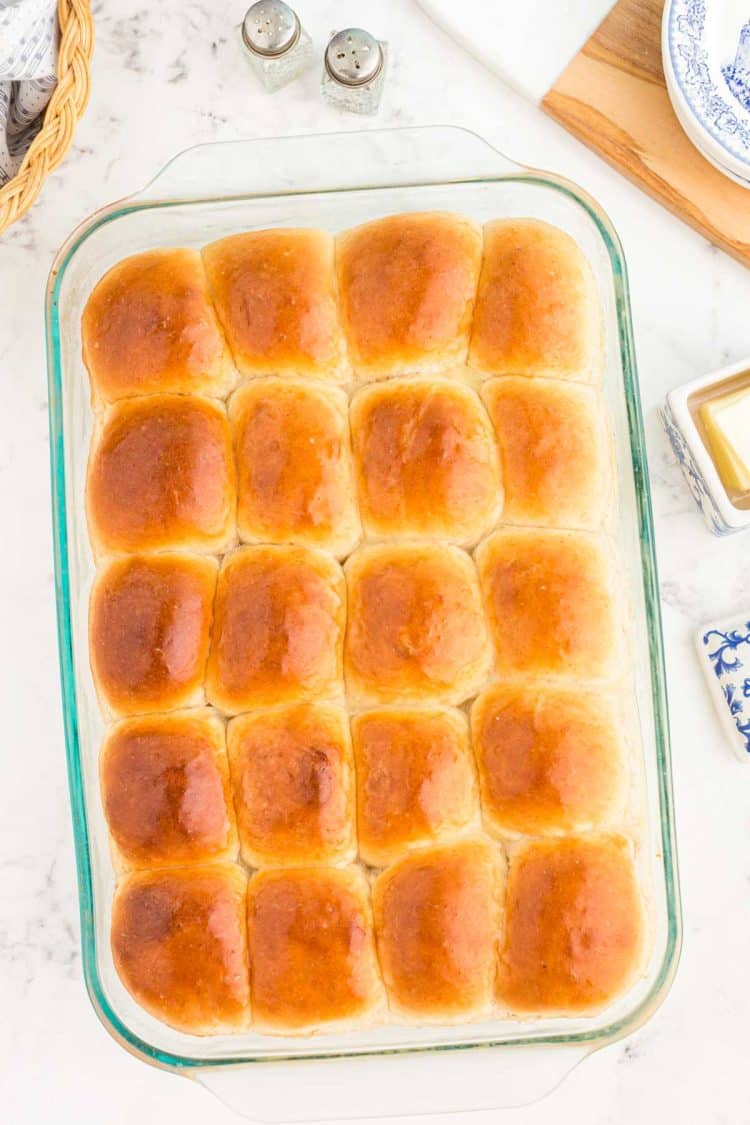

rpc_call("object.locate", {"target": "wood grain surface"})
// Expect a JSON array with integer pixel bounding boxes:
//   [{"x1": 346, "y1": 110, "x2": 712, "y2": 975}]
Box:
[{"x1": 543, "y1": 0, "x2": 750, "y2": 268}]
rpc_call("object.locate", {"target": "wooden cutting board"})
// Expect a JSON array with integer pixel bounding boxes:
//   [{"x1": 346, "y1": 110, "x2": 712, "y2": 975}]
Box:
[{"x1": 543, "y1": 0, "x2": 750, "y2": 268}]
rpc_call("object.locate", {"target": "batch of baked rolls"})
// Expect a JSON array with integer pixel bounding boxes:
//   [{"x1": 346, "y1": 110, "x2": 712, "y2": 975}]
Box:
[{"x1": 81, "y1": 211, "x2": 647, "y2": 1037}]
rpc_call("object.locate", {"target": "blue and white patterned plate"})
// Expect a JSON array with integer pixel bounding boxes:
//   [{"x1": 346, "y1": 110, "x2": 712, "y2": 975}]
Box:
[
  {"x1": 696, "y1": 613, "x2": 750, "y2": 761},
  {"x1": 665, "y1": 1, "x2": 750, "y2": 182}
]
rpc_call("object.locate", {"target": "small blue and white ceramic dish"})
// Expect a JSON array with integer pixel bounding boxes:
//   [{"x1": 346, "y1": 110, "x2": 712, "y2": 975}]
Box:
[
  {"x1": 696, "y1": 613, "x2": 750, "y2": 761},
  {"x1": 661, "y1": 356, "x2": 750, "y2": 536},
  {"x1": 663, "y1": 0, "x2": 750, "y2": 186}
]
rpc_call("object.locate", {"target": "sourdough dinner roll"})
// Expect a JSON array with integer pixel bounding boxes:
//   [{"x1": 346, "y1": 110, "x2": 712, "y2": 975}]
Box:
[
  {"x1": 471, "y1": 683, "x2": 627, "y2": 838},
  {"x1": 205, "y1": 545, "x2": 345, "y2": 714},
  {"x1": 86, "y1": 394, "x2": 236, "y2": 558},
  {"x1": 111, "y1": 864, "x2": 250, "y2": 1034},
  {"x1": 344, "y1": 543, "x2": 491, "y2": 706},
  {"x1": 350, "y1": 377, "x2": 502, "y2": 545},
  {"x1": 202, "y1": 228, "x2": 348, "y2": 383},
  {"x1": 227, "y1": 703, "x2": 355, "y2": 868},
  {"x1": 476, "y1": 528, "x2": 623, "y2": 681},
  {"x1": 246, "y1": 866, "x2": 385, "y2": 1034},
  {"x1": 100, "y1": 709, "x2": 237, "y2": 871},
  {"x1": 373, "y1": 840, "x2": 503, "y2": 1022},
  {"x1": 352, "y1": 707, "x2": 478, "y2": 867},
  {"x1": 497, "y1": 835, "x2": 645, "y2": 1015},
  {"x1": 481, "y1": 376, "x2": 612, "y2": 530},
  {"x1": 89, "y1": 553, "x2": 217, "y2": 718},
  {"x1": 229, "y1": 378, "x2": 360, "y2": 557},
  {"x1": 82, "y1": 248, "x2": 236, "y2": 405},
  {"x1": 336, "y1": 212, "x2": 482, "y2": 381},
  {"x1": 469, "y1": 219, "x2": 603, "y2": 381}
]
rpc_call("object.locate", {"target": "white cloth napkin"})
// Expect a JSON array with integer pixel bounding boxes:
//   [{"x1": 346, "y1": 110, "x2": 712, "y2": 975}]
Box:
[
  {"x1": 0, "y1": 0, "x2": 58, "y2": 187},
  {"x1": 416, "y1": 0, "x2": 612, "y2": 103}
]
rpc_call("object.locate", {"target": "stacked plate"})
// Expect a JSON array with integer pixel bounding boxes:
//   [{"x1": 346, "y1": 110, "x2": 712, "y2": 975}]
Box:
[{"x1": 663, "y1": 0, "x2": 750, "y2": 188}]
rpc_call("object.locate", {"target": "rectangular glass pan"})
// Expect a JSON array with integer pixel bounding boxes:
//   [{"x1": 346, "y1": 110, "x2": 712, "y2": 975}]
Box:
[{"x1": 46, "y1": 127, "x2": 681, "y2": 1106}]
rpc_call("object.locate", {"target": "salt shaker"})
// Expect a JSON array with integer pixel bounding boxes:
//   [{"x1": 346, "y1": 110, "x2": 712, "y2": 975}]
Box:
[
  {"x1": 321, "y1": 28, "x2": 388, "y2": 115},
  {"x1": 240, "y1": 0, "x2": 315, "y2": 92}
]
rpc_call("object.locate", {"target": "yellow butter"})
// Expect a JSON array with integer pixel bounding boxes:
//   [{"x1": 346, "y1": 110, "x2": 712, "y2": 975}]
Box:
[{"x1": 700, "y1": 386, "x2": 750, "y2": 493}]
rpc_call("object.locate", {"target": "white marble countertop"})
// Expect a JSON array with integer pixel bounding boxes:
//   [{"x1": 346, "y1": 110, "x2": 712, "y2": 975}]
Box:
[{"x1": 3, "y1": 1, "x2": 750, "y2": 1121}]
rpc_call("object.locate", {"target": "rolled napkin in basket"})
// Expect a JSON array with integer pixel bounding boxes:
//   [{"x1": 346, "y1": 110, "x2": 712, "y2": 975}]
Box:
[{"x1": 0, "y1": 0, "x2": 58, "y2": 187}]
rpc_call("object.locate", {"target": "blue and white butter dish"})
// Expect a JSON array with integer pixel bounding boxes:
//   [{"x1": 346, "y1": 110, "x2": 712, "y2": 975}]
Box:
[
  {"x1": 661, "y1": 355, "x2": 750, "y2": 536},
  {"x1": 696, "y1": 613, "x2": 750, "y2": 761},
  {"x1": 663, "y1": 0, "x2": 750, "y2": 186}
]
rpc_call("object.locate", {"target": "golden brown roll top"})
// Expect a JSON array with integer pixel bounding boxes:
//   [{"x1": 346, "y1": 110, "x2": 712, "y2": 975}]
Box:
[
  {"x1": 373, "y1": 840, "x2": 502, "y2": 1022},
  {"x1": 111, "y1": 863, "x2": 250, "y2": 1034},
  {"x1": 86, "y1": 394, "x2": 236, "y2": 558},
  {"x1": 246, "y1": 866, "x2": 384, "y2": 1033},
  {"x1": 227, "y1": 703, "x2": 355, "y2": 868},
  {"x1": 100, "y1": 709, "x2": 237, "y2": 871},
  {"x1": 89, "y1": 553, "x2": 217, "y2": 718},
  {"x1": 202, "y1": 228, "x2": 348, "y2": 383},
  {"x1": 344, "y1": 543, "x2": 491, "y2": 706},
  {"x1": 205, "y1": 545, "x2": 345, "y2": 714},
  {"x1": 497, "y1": 835, "x2": 645, "y2": 1014},
  {"x1": 471, "y1": 683, "x2": 627, "y2": 838},
  {"x1": 481, "y1": 376, "x2": 612, "y2": 530},
  {"x1": 352, "y1": 707, "x2": 478, "y2": 867},
  {"x1": 82, "y1": 248, "x2": 236, "y2": 405},
  {"x1": 336, "y1": 212, "x2": 482, "y2": 381},
  {"x1": 469, "y1": 219, "x2": 603, "y2": 382},
  {"x1": 350, "y1": 378, "x2": 502, "y2": 545},
  {"x1": 476, "y1": 528, "x2": 623, "y2": 681},
  {"x1": 229, "y1": 378, "x2": 360, "y2": 557}
]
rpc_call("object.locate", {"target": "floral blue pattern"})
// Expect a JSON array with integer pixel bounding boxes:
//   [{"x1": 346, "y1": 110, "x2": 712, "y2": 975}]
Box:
[
  {"x1": 704, "y1": 624, "x2": 750, "y2": 674},
  {"x1": 660, "y1": 403, "x2": 729, "y2": 535},
  {"x1": 700, "y1": 620, "x2": 750, "y2": 754},
  {"x1": 723, "y1": 21, "x2": 750, "y2": 112},
  {"x1": 668, "y1": 0, "x2": 750, "y2": 169}
]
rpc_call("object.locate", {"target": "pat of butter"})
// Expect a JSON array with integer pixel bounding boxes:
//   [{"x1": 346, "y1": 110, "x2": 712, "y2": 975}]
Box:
[{"x1": 700, "y1": 386, "x2": 750, "y2": 493}]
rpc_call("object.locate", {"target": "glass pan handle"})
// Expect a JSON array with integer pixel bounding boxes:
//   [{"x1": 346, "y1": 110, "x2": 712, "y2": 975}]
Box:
[
  {"x1": 135, "y1": 125, "x2": 524, "y2": 205},
  {"x1": 198, "y1": 1042, "x2": 590, "y2": 1121}
]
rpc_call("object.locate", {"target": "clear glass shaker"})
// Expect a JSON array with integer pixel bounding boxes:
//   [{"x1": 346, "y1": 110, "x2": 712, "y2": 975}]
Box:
[
  {"x1": 240, "y1": 1, "x2": 315, "y2": 92},
  {"x1": 321, "y1": 28, "x2": 388, "y2": 115}
]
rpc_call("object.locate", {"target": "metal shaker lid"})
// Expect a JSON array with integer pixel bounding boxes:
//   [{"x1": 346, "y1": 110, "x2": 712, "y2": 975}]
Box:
[
  {"x1": 325, "y1": 28, "x2": 383, "y2": 87},
  {"x1": 242, "y1": 1, "x2": 300, "y2": 58}
]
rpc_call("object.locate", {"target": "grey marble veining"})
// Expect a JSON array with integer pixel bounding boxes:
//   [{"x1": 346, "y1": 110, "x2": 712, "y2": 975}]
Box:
[{"x1": 2, "y1": 0, "x2": 750, "y2": 1121}]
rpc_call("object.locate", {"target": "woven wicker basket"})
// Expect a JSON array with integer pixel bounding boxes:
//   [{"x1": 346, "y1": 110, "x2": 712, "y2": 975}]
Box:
[{"x1": 0, "y1": 0, "x2": 94, "y2": 237}]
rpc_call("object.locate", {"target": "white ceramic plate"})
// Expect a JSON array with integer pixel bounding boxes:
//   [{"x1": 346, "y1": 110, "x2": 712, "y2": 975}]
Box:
[{"x1": 663, "y1": 0, "x2": 750, "y2": 186}]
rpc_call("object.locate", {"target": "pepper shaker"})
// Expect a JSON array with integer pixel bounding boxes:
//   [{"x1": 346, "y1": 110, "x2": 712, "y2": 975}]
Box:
[
  {"x1": 321, "y1": 28, "x2": 388, "y2": 115},
  {"x1": 240, "y1": 0, "x2": 315, "y2": 92}
]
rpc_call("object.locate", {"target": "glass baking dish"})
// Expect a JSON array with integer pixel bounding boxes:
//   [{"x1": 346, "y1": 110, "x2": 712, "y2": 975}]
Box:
[{"x1": 46, "y1": 126, "x2": 681, "y2": 1120}]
